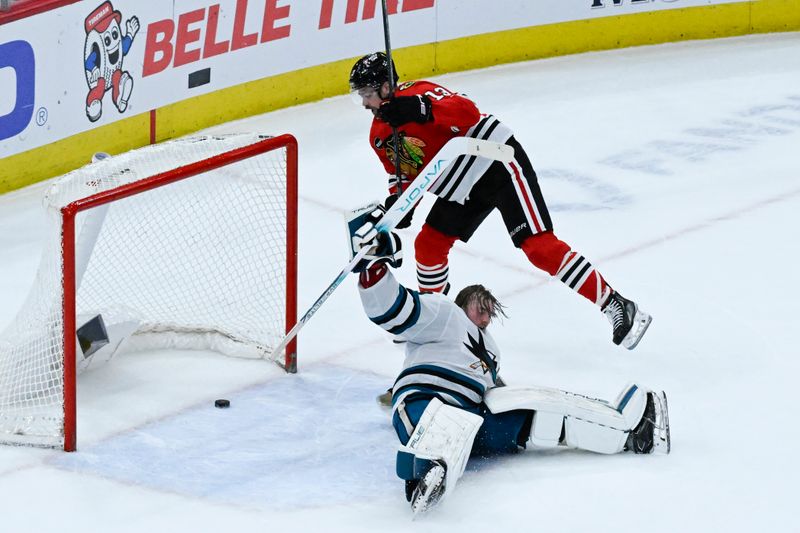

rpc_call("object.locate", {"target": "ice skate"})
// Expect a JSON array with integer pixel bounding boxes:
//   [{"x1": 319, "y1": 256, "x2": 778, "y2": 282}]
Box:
[
  {"x1": 411, "y1": 461, "x2": 446, "y2": 516},
  {"x1": 602, "y1": 291, "x2": 652, "y2": 349},
  {"x1": 625, "y1": 391, "x2": 670, "y2": 454}
]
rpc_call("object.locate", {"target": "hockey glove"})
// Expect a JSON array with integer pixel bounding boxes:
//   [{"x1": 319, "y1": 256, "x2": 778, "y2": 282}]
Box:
[
  {"x1": 354, "y1": 230, "x2": 403, "y2": 273},
  {"x1": 384, "y1": 194, "x2": 415, "y2": 229},
  {"x1": 348, "y1": 204, "x2": 403, "y2": 273},
  {"x1": 377, "y1": 95, "x2": 433, "y2": 127}
]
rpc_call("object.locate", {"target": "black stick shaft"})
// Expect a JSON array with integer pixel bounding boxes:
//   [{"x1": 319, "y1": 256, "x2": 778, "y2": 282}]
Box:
[
  {"x1": 382, "y1": 0, "x2": 396, "y2": 96},
  {"x1": 381, "y1": 0, "x2": 403, "y2": 195}
]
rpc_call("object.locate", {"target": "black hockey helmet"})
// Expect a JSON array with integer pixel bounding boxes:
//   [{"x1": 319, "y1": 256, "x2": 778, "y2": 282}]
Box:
[{"x1": 349, "y1": 52, "x2": 398, "y2": 92}]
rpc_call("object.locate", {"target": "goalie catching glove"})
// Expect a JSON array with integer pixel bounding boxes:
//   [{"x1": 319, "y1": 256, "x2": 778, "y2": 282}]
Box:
[{"x1": 346, "y1": 203, "x2": 403, "y2": 274}]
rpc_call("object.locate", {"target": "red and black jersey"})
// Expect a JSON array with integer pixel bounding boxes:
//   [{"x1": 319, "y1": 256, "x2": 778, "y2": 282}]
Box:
[{"x1": 369, "y1": 81, "x2": 512, "y2": 202}]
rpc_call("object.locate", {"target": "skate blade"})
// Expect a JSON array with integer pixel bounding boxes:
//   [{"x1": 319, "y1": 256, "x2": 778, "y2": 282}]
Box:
[
  {"x1": 622, "y1": 309, "x2": 652, "y2": 350},
  {"x1": 652, "y1": 391, "x2": 671, "y2": 454},
  {"x1": 411, "y1": 466, "x2": 446, "y2": 517},
  {"x1": 659, "y1": 391, "x2": 671, "y2": 454}
]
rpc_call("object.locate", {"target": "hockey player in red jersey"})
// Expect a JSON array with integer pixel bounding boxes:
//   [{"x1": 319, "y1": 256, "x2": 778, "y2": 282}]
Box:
[{"x1": 349, "y1": 52, "x2": 651, "y2": 349}]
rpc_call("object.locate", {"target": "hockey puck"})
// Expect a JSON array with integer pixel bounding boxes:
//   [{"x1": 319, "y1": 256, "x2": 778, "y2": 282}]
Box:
[{"x1": 214, "y1": 399, "x2": 230, "y2": 408}]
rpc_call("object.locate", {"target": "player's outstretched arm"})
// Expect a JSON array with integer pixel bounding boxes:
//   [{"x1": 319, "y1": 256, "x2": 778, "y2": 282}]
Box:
[{"x1": 348, "y1": 203, "x2": 455, "y2": 343}]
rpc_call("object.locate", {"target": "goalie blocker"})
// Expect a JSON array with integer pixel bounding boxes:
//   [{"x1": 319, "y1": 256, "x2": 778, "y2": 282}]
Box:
[{"x1": 346, "y1": 202, "x2": 403, "y2": 273}]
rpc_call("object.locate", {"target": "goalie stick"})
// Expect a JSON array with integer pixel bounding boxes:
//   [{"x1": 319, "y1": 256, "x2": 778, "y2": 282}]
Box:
[{"x1": 269, "y1": 137, "x2": 514, "y2": 369}]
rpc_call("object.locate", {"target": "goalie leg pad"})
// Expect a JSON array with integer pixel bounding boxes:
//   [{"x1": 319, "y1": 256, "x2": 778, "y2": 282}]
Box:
[
  {"x1": 528, "y1": 410, "x2": 563, "y2": 448},
  {"x1": 564, "y1": 416, "x2": 627, "y2": 454},
  {"x1": 396, "y1": 397, "x2": 483, "y2": 499},
  {"x1": 485, "y1": 383, "x2": 648, "y2": 454}
]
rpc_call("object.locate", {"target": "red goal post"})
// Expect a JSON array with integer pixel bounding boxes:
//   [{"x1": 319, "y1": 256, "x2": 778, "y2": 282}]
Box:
[{"x1": 0, "y1": 133, "x2": 297, "y2": 451}]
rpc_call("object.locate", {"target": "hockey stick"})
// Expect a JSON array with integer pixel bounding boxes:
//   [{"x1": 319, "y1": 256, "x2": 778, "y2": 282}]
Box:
[
  {"x1": 269, "y1": 137, "x2": 514, "y2": 367},
  {"x1": 381, "y1": 0, "x2": 404, "y2": 196}
]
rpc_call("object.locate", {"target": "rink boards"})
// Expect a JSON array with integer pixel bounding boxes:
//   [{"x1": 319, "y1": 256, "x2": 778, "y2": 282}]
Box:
[{"x1": 0, "y1": 0, "x2": 798, "y2": 192}]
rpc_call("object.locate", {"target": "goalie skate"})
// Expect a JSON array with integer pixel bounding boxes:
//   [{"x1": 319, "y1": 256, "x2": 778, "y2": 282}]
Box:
[
  {"x1": 626, "y1": 391, "x2": 671, "y2": 454},
  {"x1": 602, "y1": 291, "x2": 652, "y2": 350},
  {"x1": 652, "y1": 391, "x2": 671, "y2": 454},
  {"x1": 411, "y1": 462, "x2": 446, "y2": 516}
]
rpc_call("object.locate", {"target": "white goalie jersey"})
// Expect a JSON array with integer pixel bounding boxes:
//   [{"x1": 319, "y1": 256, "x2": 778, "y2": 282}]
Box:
[{"x1": 359, "y1": 271, "x2": 501, "y2": 411}]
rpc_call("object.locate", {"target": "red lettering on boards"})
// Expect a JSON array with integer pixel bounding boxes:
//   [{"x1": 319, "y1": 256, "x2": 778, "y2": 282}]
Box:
[
  {"x1": 174, "y1": 8, "x2": 205, "y2": 67},
  {"x1": 142, "y1": 0, "x2": 292, "y2": 77},
  {"x1": 204, "y1": 5, "x2": 231, "y2": 59},
  {"x1": 232, "y1": 0, "x2": 258, "y2": 51},
  {"x1": 143, "y1": 18, "x2": 174, "y2": 77},
  {"x1": 318, "y1": 0, "x2": 434, "y2": 30},
  {"x1": 262, "y1": 0, "x2": 291, "y2": 43}
]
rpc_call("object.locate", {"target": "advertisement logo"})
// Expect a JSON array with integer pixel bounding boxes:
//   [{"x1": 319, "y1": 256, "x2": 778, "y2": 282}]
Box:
[
  {"x1": 0, "y1": 40, "x2": 35, "y2": 142},
  {"x1": 83, "y1": 1, "x2": 140, "y2": 122}
]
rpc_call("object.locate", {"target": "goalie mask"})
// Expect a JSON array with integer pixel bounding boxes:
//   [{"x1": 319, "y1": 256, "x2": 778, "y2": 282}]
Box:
[{"x1": 349, "y1": 52, "x2": 399, "y2": 92}]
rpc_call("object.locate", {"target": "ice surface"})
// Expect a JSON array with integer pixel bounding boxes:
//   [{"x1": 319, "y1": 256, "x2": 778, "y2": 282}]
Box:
[
  {"x1": 0, "y1": 33, "x2": 798, "y2": 532},
  {"x1": 52, "y1": 364, "x2": 398, "y2": 510}
]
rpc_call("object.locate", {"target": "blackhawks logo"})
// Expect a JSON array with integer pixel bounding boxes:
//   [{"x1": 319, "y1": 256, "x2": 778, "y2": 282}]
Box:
[{"x1": 384, "y1": 133, "x2": 427, "y2": 178}]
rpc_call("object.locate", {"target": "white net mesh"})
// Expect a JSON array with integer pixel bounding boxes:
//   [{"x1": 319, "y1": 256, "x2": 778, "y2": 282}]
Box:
[{"x1": 0, "y1": 133, "x2": 293, "y2": 448}]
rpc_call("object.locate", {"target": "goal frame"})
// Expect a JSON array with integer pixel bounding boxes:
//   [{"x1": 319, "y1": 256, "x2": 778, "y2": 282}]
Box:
[{"x1": 59, "y1": 134, "x2": 298, "y2": 452}]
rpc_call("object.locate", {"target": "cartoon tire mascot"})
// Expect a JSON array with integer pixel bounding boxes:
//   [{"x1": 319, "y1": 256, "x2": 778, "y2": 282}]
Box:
[{"x1": 84, "y1": 2, "x2": 139, "y2": 122}]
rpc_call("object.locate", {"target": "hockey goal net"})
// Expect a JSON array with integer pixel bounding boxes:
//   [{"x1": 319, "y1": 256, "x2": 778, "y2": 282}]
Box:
[{"x1": 0, "y1": 133, "x2": 298, "y2": 451}]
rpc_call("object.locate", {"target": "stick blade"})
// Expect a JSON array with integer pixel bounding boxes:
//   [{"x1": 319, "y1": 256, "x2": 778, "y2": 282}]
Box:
[{"x1": 463, "y1": 138, "x2": 515, "y2": 163}]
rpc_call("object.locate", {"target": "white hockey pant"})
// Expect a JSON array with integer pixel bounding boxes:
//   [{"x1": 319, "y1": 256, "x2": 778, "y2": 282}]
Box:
[
  {"x1": 484, "y1": 383, "x2": 647, "y2": 454},
  {"x1": 397, "y1": 398, "x2": 483, "y2": 498}
]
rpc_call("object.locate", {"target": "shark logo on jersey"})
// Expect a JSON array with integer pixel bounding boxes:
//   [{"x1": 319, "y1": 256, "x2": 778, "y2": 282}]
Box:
[
  {"x1": 384, "y1": 133, "x2": 427, "y2": 178},
  {"x1": 464, "y1": 331, "x2": 498, "y2": 380}
]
